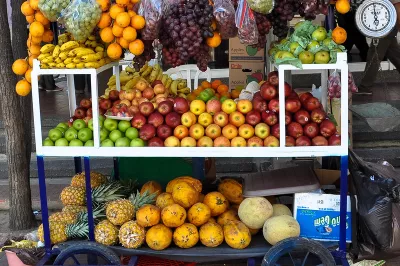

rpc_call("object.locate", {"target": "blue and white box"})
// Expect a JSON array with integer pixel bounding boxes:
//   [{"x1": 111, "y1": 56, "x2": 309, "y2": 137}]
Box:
[{"x1": 294, "y1": 193, "x2": 352, "y2": 242}]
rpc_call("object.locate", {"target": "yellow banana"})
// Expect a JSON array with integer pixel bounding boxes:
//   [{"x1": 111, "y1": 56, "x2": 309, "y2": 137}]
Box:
[
  {"x1": 56, "y1": 63, "x2": 65, "y2": 68},
  {"x1": 85, "y1": 62, "x2": 100, "y2": 69},
  {"x1": 76, "y1": 49, "x2": 96, "y2": 58},
  {"x1": 178, "y1": 80, "x2": 187, "y2": 90},
  {"x1": 38, "y1": 53, "x2": 51, "y2": 61},
  {"x1": 72, "y1": 58, "x2": 81, "y2": 64},
  {"x1": 156, "y1": 70, "x2": 163, "y2": 81},
  {"x1": 125, "y1": 66, "x2": 135, "y2": 73},
  {"x1": 161, "y1": 74, "x2": 168, "y2": 85},
  {"x1": 98, "y1": 58, "x2": 106, "y2": 66},
  {"x1": 64, "y1": 58, "x2": 73, "y2": 65},
  {"x1": 66, "y1": 63, "x2": 76, "y2": 69},
  {"x1": 141, "y1": 66, "x2": 153, "y2": 77},
  {"x1": 76, "y1": 63, "x2": 85, "y2": 69},
  {"x1": 139, "y1": 63, "x2": 148, "y2": 74},
  {"x1": 178, "y1": 87, "x2": 190, "y2": 94},
  {"x1": 60, "y1": 41, "x2": 79, "y2": 52},
  {"x1": 170, "y1": 80, "x2": 179, "y2": 95},
  {"x1": 124, "y1": 76, "x2": 141, "y2": 91},
  {"x1": 59, "y1": 52, "x2": 69, "y2": 61},
  {"x1": 81, "y1": 54, "x2": 99, "y2": 62},
  {"x1": 68, "y1": 47, "x2": 90, "y2": 57},
  {"x1": 41, "y1": 56, "x2": 54, "y2": 64},
  {"x1": 52, "y1": 45, "x2": 61, "y2": 58},
  {"x1": 48, "y1": 62, "x2": 56, "y2": 68},
  {"x1": 148, "y1": 64, "x2": 160, "y2": 83},
  {"x1": 55, "y1": 58, "x2": 62, "y2": 64},
  {"x1": 165, "y1": 78, "x2": 173, "y2": 90},
  {"x1": 40, "y1": 44, "x2": 55, "y2": 54},
  {"x1": 58, "y1": 33, "x2": 69, "y2": 45},
  {"x1": 40, "y1": 64, "x2": 49, "y2": 69}
]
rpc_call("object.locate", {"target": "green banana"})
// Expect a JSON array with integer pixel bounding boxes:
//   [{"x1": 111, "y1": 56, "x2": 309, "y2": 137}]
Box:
[
  {"x1": 165, "y1": 78, "x2": 173, "y2": 90},
  {"x1": 178, "y1": 93, "x2": 187, "y2": 99},
  {"x1": 178, "y1": 87, "x2": 190, "y2": 94},
  {"x1": 125, "y1": 66, "x2": 135, "y2": 73},
  {"x1": 161, "y1": 74, "x2": 168, "y2": 85},
  {"x1": 141, "y1": 66, "x2": 153, "y2": 78},
  {"x1": 139, "y1": 63, "x2": 148, "y2": 74},
  {"x1": 156, "y1": 70, "x2": 163, "y2": 81},
  {"x1": 148, "y1": 64, "x2": 160, "y2": 84}
]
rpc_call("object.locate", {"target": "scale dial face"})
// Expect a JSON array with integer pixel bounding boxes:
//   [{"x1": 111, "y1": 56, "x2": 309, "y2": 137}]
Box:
[{"x1": 356, "y1": 0, "x2": 397, "y2": 38}]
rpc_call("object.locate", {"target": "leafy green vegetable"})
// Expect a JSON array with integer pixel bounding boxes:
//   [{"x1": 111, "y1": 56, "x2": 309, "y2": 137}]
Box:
[{"x1": 275, "y1": 57, "x2": 303, "y2": 69}]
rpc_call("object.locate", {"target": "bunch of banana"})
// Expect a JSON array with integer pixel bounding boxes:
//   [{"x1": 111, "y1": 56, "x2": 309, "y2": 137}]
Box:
[{"x1": 169, "y1": 79, "x2": 191, "y2": 98}]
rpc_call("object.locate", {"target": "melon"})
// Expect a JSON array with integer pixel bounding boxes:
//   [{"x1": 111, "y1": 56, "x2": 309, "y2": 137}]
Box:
[
  {"x1": 263, "y1": 215, "x2": 300, "y2": 245},
  {"x1": 272, "y1": 204, "x2": 292, "y2": 217},
  {"x1": 238, "y1": 197, "x2": 273, "y2": 229}
]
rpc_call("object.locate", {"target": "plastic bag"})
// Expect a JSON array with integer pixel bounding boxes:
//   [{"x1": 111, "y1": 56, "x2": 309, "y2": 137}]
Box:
[
  {"x1": 214, "y1": 0, "x2": 237, "y2": 39},
  {"x1": 328, "y1": 70, "x2": 341, "y2": 99},
  {"x1": 140, "y1": 0, "x2": 163, "y2": 40},
  {"x1": 235, "y1": 0, "x2": 259, "y2": 45},
  {"x1": 38, "y1": 0, "x2": 71, "y2": 22},
  {"x1": 348, "y1": 72, "x2": 358, "y2": 93},
  {"x1": 246, "y1": 0, "x2": 275, "y2": 15},
  {"x1": 60, "y1": 0, "x2": 102, "y2": 41}
]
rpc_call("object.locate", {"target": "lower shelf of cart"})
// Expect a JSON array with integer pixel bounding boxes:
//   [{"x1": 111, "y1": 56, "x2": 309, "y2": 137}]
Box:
[{"x1": 37, "y1": 145, "x2": 347, "y2": 158}]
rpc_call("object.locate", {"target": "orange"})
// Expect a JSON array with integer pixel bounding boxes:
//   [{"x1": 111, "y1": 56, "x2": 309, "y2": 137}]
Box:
[
  {"x1": 97, "y1": 12, "x2": 112, "y2": 28},
  {"x1": 31, "y1": 35, "x2": 42, "y2": 45},
  {"x1": 131, "y1": 15, "x2": 145, "y2": 30},
  {"x1": 332, "y1": 26, "x2": 347, "y2": 44},
  {"x1": 116, "y1": 12, "x2": 131, "y2": 28},
  {"x1": 100, "y1": 27, "x2": 115, "y2": 43},
  {"x1": 12, "y1": 59, "x2": 29, "y2": 75},
  {"x1": 206, "y1": 32, "x2": 222, "y2": 48},
  {"x1": 231, "y1": 90, "x2": 240, "y2": 99},
  {"x1": 107, "y1": 43, "x2": 123, "y2": 60},
  {"x1": 211, "y1": 80, "x2": 222, "y2": 90},
  {"x1": 220, "y1": 92, "x2": 231, "y2": 99},
  {"x1": 122, "y1": 26, "x2": 137, "y2": 42},
  {"x1": 29, "y1": 0, "x2": 40, "y2": 10},
  {"x1": 30, "y1": 21, "x2": 44, "y2": 37},
  {"x1": 28, "y1": 55, "x2": 38, "y2": 67},
  {"x1": 129, "y1": 39, "x2": 144, "y2": 56},
  {"x1": 201, "y1": 81, "x2": 212, "y2": 89},
  {"x1": 29, "y1": 44, "x2": 41, "y2": 56},
  {"x1": 131, "y1": 0, "x2": 140, "y2": 3},
  {"x1": 211, "y1": 20, "x2": 217, "y2": 31},
  {"x1": 187, "y1": 94, "x2": 196, "y2": 102},
  {"x1": 21, "y1": 1, "x2": 35, "y2": 16},
  {"x1": 25, "y1": 68, "x2": 32, "y2": 83},
  {"x1": 97, "y1": 0, "x2": 111, "y2": 11},
  {"x1": 35, "y1": 11, "x2": 50, "y2": 25},
  {"x1": 116, "y1": 0, "x2": 130, "y2": 6},
  {"x1": 193, "y1": 87, "x2": 204, "y2": 96},
  {"x1": 112, "y1": 24, "x2": 124, "y2": 37},
  {"x1": 16, "y1": 80, "x2": 31, "y2": 96},
  {"x1": 217, "y1": 84, "x2": 229, "y2": 94},
  {"x1": 126, "y1": 3, "x2": 134, "y2": 10},
  {"x1": 42, "y1": 30, "x2": 54, "y2": 43},
  {"x1": 335, "y1": 0, "x2": 350, "y2": 14},
  {"x1": 128, "y1": 10, "x2": 136, "y2": 17},
  {"x1": 109, "y1": 4, "x2": 124, "y2": 19},
  {"x1": 118, "y1": 37, "x2": 130, "y2": 49},
  {"x1": 26, "y1": 15, "x2": 34, "y2": 24}
]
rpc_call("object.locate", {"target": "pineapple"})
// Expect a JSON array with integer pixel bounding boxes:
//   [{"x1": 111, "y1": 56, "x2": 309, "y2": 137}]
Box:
[
  {"x1": 60, "y1": 186, "x2": 86, "y2": 206},
  {"x1": 38, "y1": 220, "x2": 88, "y2": 244},
  {"x1": 71, "y1": 172, "x2": 108, "y2": 188},
  {"x1": 119, "y1": 221, "x2": 145, "y2": 249},
  {"x1": 62, "y1": 205, "x2": 87, "y2": 215},
  {"x1": 49, "y1": 211, "x2": 78, "y2": 225},
  {"x1": 129, "y1": 190, "x2": 157, "y2": 211},
  {"x1": 95, "y1": 220, "x2": 119, "y2": 246},
  {"x1": 106, "y1": 199, "x2": 134, "y2": 226}
]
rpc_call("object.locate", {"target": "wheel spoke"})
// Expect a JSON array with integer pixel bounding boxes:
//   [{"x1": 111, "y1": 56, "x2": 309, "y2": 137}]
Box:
[
  {"x1": 71, "y1": 255, "x2": 80, "y2": 265},
  {"x1": 301, "y1": 252, "x2": 310, "y2": 266},
  {"x1": 289, "y1": 252, "x2": 296, "y2": 266}
]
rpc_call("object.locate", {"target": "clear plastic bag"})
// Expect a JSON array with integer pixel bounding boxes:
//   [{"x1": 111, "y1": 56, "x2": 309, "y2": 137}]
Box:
[
  {"x1": 327, "y1": 70, "x2": 341, "y2": 99},
  {"x1": 38, "y1": 0, "x2": 71, "y2": 22},
  {"x1": 246, "y1": 0, "x2": 275, "y2": 15},
  {"x1": 140, "y1": 0, "x2": 163, "y2": 40},
  {"x1": 235, "y1": 0, "x2": 259, "y2": 45},
  {"x1": 348, "y1": 72, "x2": 358, "y2": 93},
  {"x1": 214, "y1": 0, "x2": 237, "y2": 39},
  {"x1": 60, "y1": 0, "x2": 102, "y2": 41}
]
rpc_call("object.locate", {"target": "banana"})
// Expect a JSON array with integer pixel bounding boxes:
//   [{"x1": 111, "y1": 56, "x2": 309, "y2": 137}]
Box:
[
  {"x1": 98, "y1": 58, "x2": 106, "y2": 66},
  {"x1": 64, "y1": 58, "x2": 73, "y2": 65},
  {"x1": 41, "y1": 56, "x2": 54, "y2": 64},
  {"x1": 58, "y1": 51, "x2": 69, "y2": 61},
  {"x1": 165, "y1": 78, "x2": 173, "y2": 90},
  {"x1": 178, "y1": 93, "x2": 187, "y2": 99},
  {"x1": 178, "y1": 80, "x2": 187, "y2": 90},
  {"x1": 55, "y1": 58, "x2": 62, "y2": 64},
  {"x1": 161, "y1": 74, "x2": 168, "y2": 85},
  {"x1": 66, "y1": 63, "x2": 76, "y2": 69},
  {"x1": 76, "y1": 63, "x2": 85, "y2": 69},
  {"x1": 58, "y1": 33, "x2": 70, "y2": 44},
  {"x1": 156, "y1": 70, "x2": 163, "y2": 81},
  {"x1": 40, "y1": 44, "x2": 55, "y2": 54},
  {"x1": 120, "y1": 75, "x2": 132, "y2": 85},
  {"x1": 139, "y1": 63, "x2": 148, "y2": 74},
  {"x1": 76, "y1": 49, "x2": 96, "y2": 58},
  {"x1": 48, "y1": 62, "x2": 56, "y2": 68},
  {"x1": 120, "y1": 70, "x2": 129, "y2": 77},
  {"x1": 81, "y1": 53, "x2": 101, "y2": 63},
  {"x1": 60, "y1": 41, "x2": 79, "y2": 52},
  {"x1": 107, "y1": 75, "x2": 117, "y2": 86},
  {"x1": 148, "y1": 64, "x2": 160, "y2": 84},
  {"x1": 85, "y1": 62, "x2": 100, "y2": 69},
  {"x1": 40, "y1": 64, "x2": 49, "y2": 69},
  {"x1": 38, "y1": 53, "x2": 51, "y2": 61},
  {"x1": 125, "y1": 66, "x2": 135, "y2": 73},
  {"x1": 52, "y1": 45, "x2": 61, "y2": 58},
  {"x1": 124, "y1": 75, "x2": 141, "y2": 90},
  {"x1": 170, "y1": 80, "x2": 179, "y2": 95},
  {"x1": 141, "y1": 66, "x2": 153, "y2": 78},
  {"x1": 178, "y1": 87, "x2": 190, "y2": 94},
  {"x1": 95, "y1": 46, "x2": 104, "y2": 53},
  {"x1": 68, "y1": 47, "x2": 90, "y2": 57},
  {"x1": 72, "y1": 58, "x2": 81, "y2": 64},
  {"x1": 56, "y1": 63, "x2": 65, "y2": 68}
]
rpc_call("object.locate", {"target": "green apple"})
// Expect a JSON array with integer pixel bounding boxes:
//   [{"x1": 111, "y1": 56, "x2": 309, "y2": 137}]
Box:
[
  {"x1": 115, "y1": 137, "x2": 130, "y2": 147},
  {"x1": 48, "y1": 128, "x2": 63, "y2": 142},
  {"x1": 55, "y1": 138, "x2": 69, "y2": 146},
  {"x1": 88, "y1": 118, "x2": 104, "y2": 131},
  {"x1": 322, "y1": 38, "x2": 333, "y2": 47},
  {"x1": 101, "y1": 139, "x2": 114, "y2": 147},
  {"x1": 294, "y1": 21, "x2": 304, "y2": 29},
  {"x1": 268, "y1": 47, "x2": 279, "y2": 56},
  {"x1": 43, "y1": 138, "x2": 54, "y2": 146},
  {"x1": 125, "y1": 127, "x2": 139, "y2": 140},
  {"x1": 99, "y1": 115, "x2": 106, "y2": 123},
  {"x1": 57, "y1": 122, "x2": 69, "y2": 130},
  {"x1": 307, "y1": 40, "x2": 320, "y2": 51},
  {"x1": 78, "y1": 128, "x2": 93, "y2": 143},
  {"x1": 298, "y1": 51, "x2": 315, "y2": 64},
  {"x1": 118, "y1": 120, "x2": 131, "y2": 133},
  {"x1": 103, "y1": 118, "x2": 118, "y2": 131},
  {"x1": 100, "y1": 128, "x2": 109, "y2": 141},
  {"x1": 130, "y1": 138, "x2": 145, "y2": 147},
  {"x1": 315, "y1": 51, "x2": 330, "y2": 64},
  {"x1": 109, "y1": 130, "x2": 123, "y2": 142},
  {"x1": 85, "y1": 140, "x2": 94, "y2": 147},
  {"x1": 56, "y1": 127, "x2": 66, "y2": 134},
  {"x1": 220, "y1": 96, "x2": 228, "y2": 103},
  {"x1": 289, "y1": 42, "x2": 300, "y2": 53},
  {"x1": 312, "y1": 27, "x2": 327, "y2": 42},
  {"x1": 73, "y1": 119, "x2": 87, "y2": 131},
  {"x1": 280, "y1": 51, "x2": 295, "y2": 59},
  {"x1": 69, "y1": 139, "x2": 84, "y2": 146},
  {"x1": 274, "y1": 51, "x2": 284, "y2": 61},
  {"x1": 65, "y1": 128, "x2": 78, "y2": 142}
]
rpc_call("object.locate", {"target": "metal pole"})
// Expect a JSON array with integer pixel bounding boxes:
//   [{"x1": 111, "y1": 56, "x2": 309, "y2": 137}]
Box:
[
  {"x1": 339, "y1": 155, "x2": 349, "y2": 251},
  {"x1": 84, "y1": 157, "x2": 95, "y2": 241},
  {"x1": 37, "y1": 156, "x2": 51, "y2": 252}
]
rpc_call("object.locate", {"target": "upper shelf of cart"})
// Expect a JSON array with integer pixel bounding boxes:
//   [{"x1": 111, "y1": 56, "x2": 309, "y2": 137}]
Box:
[
  {"x1": 274, "y1": 52, "x2": 348, "y2": 71},
  {"x1": 31, "y1": 59, "x2": 120, "y2": 76}
]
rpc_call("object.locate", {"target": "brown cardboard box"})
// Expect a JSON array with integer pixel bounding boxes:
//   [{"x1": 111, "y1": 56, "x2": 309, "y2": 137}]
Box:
[
  {"x1": 229, "y1": 37, "x2": 265, "y2": 62},
  {"x1": 314, "y1": 169, "x2": 341, "y2": 186},
  {"x1": 229, "y1": 61, "x2": 265, "y2": 91},
  {"x1": 328, "y1": 93, "x2": 353, "y2": 148}
]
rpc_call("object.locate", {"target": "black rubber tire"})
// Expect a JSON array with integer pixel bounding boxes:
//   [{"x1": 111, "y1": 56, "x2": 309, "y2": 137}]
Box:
[
  {"x1": 261, "y1": 237, "x2": 336, "y2": 266},
  {"x1": 53, "y1": 241, "x2": 121, "y2": 265}
]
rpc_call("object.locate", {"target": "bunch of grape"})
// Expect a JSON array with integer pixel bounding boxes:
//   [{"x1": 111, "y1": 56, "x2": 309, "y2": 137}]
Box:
[
  {"x1": 194, "y1": 45, "x2": 211, "y2": 72},
  {"x1": 253, "y1": 12, "x2": 272, "y2": 49},
  {"x1": 132, "y1": 41, "x2": 156, "y2": 71},
  {"x1": 299, "y1": 0, "x2": 329, "y2": 20},
  {"x1": 267, "y1": 0, "x2": 299, "y2": 38}
]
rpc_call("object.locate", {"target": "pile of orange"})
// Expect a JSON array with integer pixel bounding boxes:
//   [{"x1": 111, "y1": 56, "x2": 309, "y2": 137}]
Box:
[
  {"x1": 335, "y1": 0, "x2": 350, "y2": 14},
  {"x1": 97, "y1": 0, "x2": 146, "y2": 60},
  {"x1": 187, "y1": 80, "x2": 240, "y2": 102}
]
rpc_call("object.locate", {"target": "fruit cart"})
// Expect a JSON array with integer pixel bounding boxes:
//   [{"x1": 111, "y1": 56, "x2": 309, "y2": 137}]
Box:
[{"x1": 31, "y1": 51, "x2": 350, "y2": 265}]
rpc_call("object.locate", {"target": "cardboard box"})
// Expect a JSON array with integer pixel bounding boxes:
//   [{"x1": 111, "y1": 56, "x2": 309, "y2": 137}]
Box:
[
  {"x1": 229, "y1": 61, "x2": 265, "y2": 91},
  {"x1": 294, "y1": 193, "x2": 352, "y2": 242},
  {"x1": 229, "y1": 37, "x2": 265, "y2": 62},
  {"x1": 314, "y1": 169, "x2": 340, "y2": 186},
  {"x1": 328, "y1": 94, "x2": 353, "y2": 148}
]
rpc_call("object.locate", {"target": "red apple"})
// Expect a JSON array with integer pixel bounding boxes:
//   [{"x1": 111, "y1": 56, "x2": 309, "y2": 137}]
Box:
[
  {"x1": 80, "y1": 98, "x2": 92, "y2": 109},
  {"x1": 304, "y1": 97, "x2": 321, "y2": 112},
  {"x1": 112, "y1": 99, "x2": 121, "y2": 106},
  {"x1": 74, "y1": 107, "x2": 86, "y2": 119},
  {"x1": 131, "y1": 114, "x2": 147, "y2": 129},
  {"x1": 262, "y1": 110, "x2": 278, "y2": 126},
  {"x1": 253, "y1": 91, "x2": 263, "y2": 101},
  {"x1": 260, "y1": 83, "x2": 277, "y2": 101},
  {"x1": 285, "y1": 98, "x2": 301, "y2": 113},
  {"x1": 99, "y1": 98, "x2": 112, "y2": 111},
  {"x1": 140, "y1": 124, "x2": 156, "y2": 141},
  {"x1": 165, "y1": 112, "x2": 181, "y2": 128},
  {"x1": 329, "y1": 134, "x2": 341, "y2": 146},
  {"x1": 300, "y1": 92, "x2": 313, "y2": 105},
  {"x1": 119, "y1": 90, "x2": 135, "y2": 101},
  {"x1": 139, "y1": 102, "x2": 154, "y2": 116},
  {"x1": 99, "y1": 108, "x2": 105, "y2": 115},
  {"x1": 284, "y1": 82, "x2": 292, "y2": 98},
  {"x1": 148, "y1": 111, "x2": 164, "y2": 128},
  {"x1": 68, "y1": 116, "x2": 77, "y2": 127},
  {"x1": 152, "y1": 80, "x2": 163, "y2": 87},
  {"x1": 268, "y1": 99, "x2": 279, "y2": 113},
  {"x1": 294, "y1": 109, "x2": 310, "y2": 125},
  {"x1": 267, "y1": 71, "x2": 278, "y2": 86},
  {"x1": 252, "y1": 98, "x2": 268, "y2": 113},
  {"x1": 153, "y1": 84, "x2": 166, "y2": 95},
  {"x1": 246, "y1": 110, "x2": 262, "y2": 126},
  {"x1": 143, "y1": 88, "x2": 155, "y2": 100},
  {"x1": 286, "y1": 136, "x2": 296, "y2": 147},
  {"x1": 287, "y1": 91, "x2": 299, "y2": 100},
  {"x1": 109, "y1": 90, "x2": 120, "y2": 101},
  {"x1": 296, "y1": 136, "x2": 312, "y2": 146},
  {"x1": 206, "y1": 99, "x2": 221, "y2": 115},
  {"x1": 287, "y1": 122, "x2": 303, "y2": 138},
  {"x1": 320, "y1": 120, "x2": 336, "y2": 138},
  {"x1": 158, "y1": 100, "x2": 174, "y2": 116},
  {"x1": 128, "y1": 105, "x2": 139, "y2": 116},
  {"x1": 86, "y1": 108, "x2": 93, "y2": 118},
  {"x1": 271, "y1": 124, "x2": 280, "y2": 139},
  {"x1": 285, "y1": 111, "x2": 292, "y2": 125},
  {"x1": 157, "y1": 124, "x2": 172, "y2": 139},
  {"x1": 174, "y1": 97, "x2": 190, "y2": 114},
  {"x1": 311, "y1": 109, "x2": 326, "y2": 124},
  {"x1": 303, "y1": 122, "x2": 319, "y2": 139},
  {"x1": 148, "y1": 137, "x2": 164, "y2": 147},
  {"x1": 312, "y1": 136, "x2": 328, "y2": 146}
]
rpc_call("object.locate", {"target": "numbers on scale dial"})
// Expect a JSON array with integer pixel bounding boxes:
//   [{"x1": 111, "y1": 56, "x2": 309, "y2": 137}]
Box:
[{"x1": 362, "y1": 3, "x2": 390, "y2": 31}]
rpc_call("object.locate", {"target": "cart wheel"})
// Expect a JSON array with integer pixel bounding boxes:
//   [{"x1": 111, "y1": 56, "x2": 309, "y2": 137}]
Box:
[
  {"x1": 53, "y1": 241, "x2": 121, "y2": 265},
  {"x1": 261, "y1": 237, "x2": 336, "y2": 266}
]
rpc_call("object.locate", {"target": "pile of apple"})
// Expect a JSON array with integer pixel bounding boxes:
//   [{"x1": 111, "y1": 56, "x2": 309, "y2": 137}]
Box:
[{"x1": 257, "y1": 71, "x2": 340, "y2": 147}]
